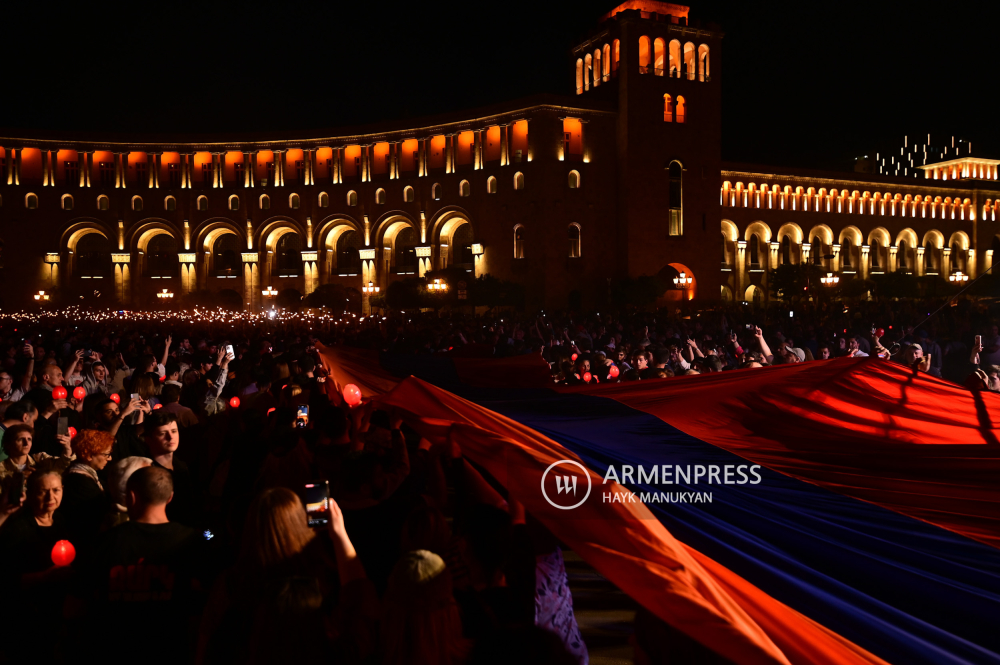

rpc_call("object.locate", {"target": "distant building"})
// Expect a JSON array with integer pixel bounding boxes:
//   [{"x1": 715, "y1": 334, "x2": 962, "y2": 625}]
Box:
[{"x1": 1, "y1": 0, "x2": 997, "y2": 309}]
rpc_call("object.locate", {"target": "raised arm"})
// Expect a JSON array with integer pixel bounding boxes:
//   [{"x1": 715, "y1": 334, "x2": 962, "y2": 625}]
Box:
[
  {"x1": 754, "y1": 327, "x2": 773, "y2": 364},
  {"x1": 159, "y1": 334, "x2": 172, "y2": 371}
]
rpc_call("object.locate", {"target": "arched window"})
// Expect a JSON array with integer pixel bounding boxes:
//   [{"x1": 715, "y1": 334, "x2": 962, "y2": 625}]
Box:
[
  {"x1": 811, "y1": 237, "x2": 821, "y2": 265},
  {"x1": 337, "y1": 230, "x2": 361, "y2": 275},
  {"x1": 487, "y1": 176, "x2": 497, "y2": 194},
  {"x1": 575, "y1": 58, "x2": 583, "y2": 94},
  {"x1": 638, "y1": 36, "x2": 651, "y2": 73},
  {"x1": 668, "y1": 162, "x2": 682, "y2": 236},
  {"x1": 684, "y1": 42, "x2": 696, "y2": 80},
  {"x1": 197, "y1": 196, "x2": 208, "y2": 211},
  {"x1": 77, "y1": 233, "x2": 111, "y2": 277},
  {"x1": 229, "y1": 195, "x2": 239, "y2": 211},
  {"x1": 276, "y1": 233, "x2": 303, "y2": 275},
  {"x1": 61, "y1": 194, "x2": 73, "y2": 211},
  {"x1": 842, "y1": 238, "x2": 853, "y2": 268},
  {"x1": 898, "y1": 241, "x2": 908, "y2": 270},
  {"x1": 568, "y1": 171, "x2": 580, "y2": 189},
  {"x1": 459, "y1": 180, "x2": 470, "y2": 197},
  {"x1": 750, "y1": 235, "x2": 760, "y2": 267},
  {"x1": 698, "y1": 44, "x2": 710, "y2": 81},
  {"x1": 602, "y1": 43, "x2": 611, "y2": 81},
  {"x1": 347, "y1": 191, "x2": 358, "y2": 206},
  {"x1": 375, "y1": 188, "x2": 386, "y2": 205},
  {"x1": 613, "y1": 39, "x2": 620, "y2": 73},
  {"x1": 781, "y1": 236, "x2": 791, "y2": 265},
  {"x1": 669, "y1": 40, "x2": 681, "y2": 77},
  {"x1": 147, "y1": 234, "x2": 178, "y2": 277},
  {"x1": 952, "y1": 243, "x2": 964, "y2": 272},
  {"x1": 318, "y1": 192, "x2": 329, "y2": 208},
  {"x1": 653, "y1": 38, "x2": 665, "y2": 75},
  {"x1": 164, "y1": 196, "x2": 176, "y2": 212},
  {"x1": 25, "y1": 193, "x2": 38, "y2": 210},
  {"x1": 584, "y1": 53, "x2": 592, "y2": 91},
  {"x1": 676, "y1": 96, "x2": 686, "y2": 123},
  {"x1": 663, "y1": 94, "x2": 673, "y2": 122},
  {"x1": 259, "y1": 194, "x2": 270, "y2": 210},
  {"x1": 132, "y1": 196, "x2": 143, "y2": 212},
  {"x1": 513, "y1": 172, "x2": 524, "y2": 191},
  {"x1": 513, "y1": 225, "x2": 525, "y2": 259},
  {"x1": 97, "y1": 195, "x2": 110, "y2": 211},
  {"x1": 395, "y1": 227, "x2": 418, "y2": 273},
  {"x1": 568, "y1": 224, "x2": 581, "y2": 258},
  {"x1": 871, "y1": 240, "x2": 882, "y2": 269},
  {"x1": 289, "y1": 193, "x2": 300, "y2": 209},
  {"x1": 431, "y1": 183, "x2": 441, "y2": 200},
  {"x1": 403, "y1": 186, "x2": 414, "y2": 202},
  {"x1": 213, "y1": 234, "x2": 240, "y2": 276},
  {"x1": 593, "y1": 48, "x2": 601, "y2": 87}
]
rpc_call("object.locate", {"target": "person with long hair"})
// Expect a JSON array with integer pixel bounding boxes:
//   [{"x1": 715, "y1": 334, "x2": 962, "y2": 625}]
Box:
[{"x1": 197, "y1": 487, "x2": 375, "y2": 664}]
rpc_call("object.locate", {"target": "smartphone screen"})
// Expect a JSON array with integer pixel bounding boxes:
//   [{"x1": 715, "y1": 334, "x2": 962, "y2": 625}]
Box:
[
  {"x1": 303, "y1": 481, "x2": 330, "y2": 527},
  {"x1": 977, "y1": 335, "x2": 983, "y2": 346},
  {"x1": 131, "y1": 393, "x2": 140, "y2": 401},
  {"x1": 57, "y1": 417, "x2": 69, "y2": 437},
  {"x1": 296, "y1": 405, "x2": 309, "y2": 429},
  {"x1": 226, "y1": 344, "x2": 234, "y2": 357}
]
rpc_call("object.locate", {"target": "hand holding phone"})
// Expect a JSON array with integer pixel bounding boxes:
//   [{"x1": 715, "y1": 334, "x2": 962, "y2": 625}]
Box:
[{"x1": 303, "y1": 481, "x2": 330, "y2": 527}]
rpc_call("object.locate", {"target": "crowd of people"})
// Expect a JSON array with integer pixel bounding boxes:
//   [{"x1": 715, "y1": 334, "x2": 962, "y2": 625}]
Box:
[{"x1": 0, "y1": 295, "x2": 996, "y2": 664}]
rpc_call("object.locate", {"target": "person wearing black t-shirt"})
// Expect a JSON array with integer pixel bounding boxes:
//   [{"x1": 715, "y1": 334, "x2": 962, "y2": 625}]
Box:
[
  {"x1": 143, "y1": 411, "x2": 197, "y2": 527},
  {"x1": 80, "y1": 465, "x2": 201, "y2": 664}
]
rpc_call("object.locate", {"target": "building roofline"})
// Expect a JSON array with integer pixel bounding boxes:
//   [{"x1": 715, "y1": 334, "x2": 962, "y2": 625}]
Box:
[
  {"x1": 0, "y1": 93, "x2": 617, "y2": 150},
  {"x1": 721, "y1": 160, "x2": 1000, "y2": 192}
]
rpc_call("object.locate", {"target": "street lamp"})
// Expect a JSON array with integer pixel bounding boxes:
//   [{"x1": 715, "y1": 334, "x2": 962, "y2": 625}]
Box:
[
  {"x1": 428, "y1": 278, "x2": 448, "y2": 292},
  {"x1": 33, "y1": 291, "x2": 50, "y2": 301},
  {"x1": 949, "y1": 271, "x2": 969, "y2": 283},
  {"x1": 262, "y1": 285, "x2": 278, "y2": 307},
  {"x1": 673, "y1": 272, "x2": 693, "y2": 287},
  {"x1": 820, "y1": 272, "x2": 840, "y2": 285},
  {"x1": 156, "y1": 289, "x2": 174, "y2": 299},
  {"x1": 362, "y1": 281, "x2": 379, "y2": 295}
]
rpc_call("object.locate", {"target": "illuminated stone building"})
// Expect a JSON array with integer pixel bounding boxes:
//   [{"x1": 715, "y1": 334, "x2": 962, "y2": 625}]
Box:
[{"x1": 0, "y1": 0, "x2": 996, "y2": 310}]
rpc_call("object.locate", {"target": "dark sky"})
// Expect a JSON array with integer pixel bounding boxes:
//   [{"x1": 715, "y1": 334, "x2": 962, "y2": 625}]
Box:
[{"x1": 4, "y1": 1, "x2": 997, "y2": 172}]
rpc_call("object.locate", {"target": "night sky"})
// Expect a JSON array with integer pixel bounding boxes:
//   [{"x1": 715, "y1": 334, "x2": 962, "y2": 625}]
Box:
[{"x1": 4, "y1": 0, "x2": 997, "y2": 173}]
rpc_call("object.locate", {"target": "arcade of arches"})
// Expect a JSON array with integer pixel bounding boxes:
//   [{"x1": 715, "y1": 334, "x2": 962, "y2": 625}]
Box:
[{"x1": 54, "y1": 215, "x2": 481, "y2": 311}]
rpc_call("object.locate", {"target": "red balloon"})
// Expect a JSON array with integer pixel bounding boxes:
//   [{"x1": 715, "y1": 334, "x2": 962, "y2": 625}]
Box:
[
  {"x1": 609, "y1": 365, "x2": 620, "y2": 378},
  {"x1": 229, "y1": 396, "x2": 241, "y2": 409},
  {"x1": 109, "y1": 393, "x2": 121, "y2": 404},
  {"x1": 67, "y1": 426, "x2": 77, "y2": 439},
  {"x1": 51, "y1": 540, "x2": 76, "y2": 567},
  {"x1": 152, "y1": 403, "x2": 163, "y2": 410},
  {"x1": 571, "y1": 353, "x2": 578, "y2": 361},
  {"x1": 343, "y1": 384, "x2": 362, "y2": 407},
  {"x1": 583, "y1": 372, "x2": 592, "y2": 383},
  {"x1": 52, "y1": 386, "x2": 67, "y2": 400},
  {"x1": 267, "y1": 407, "x2": 276, "y2": 416},
  {"x1": 876, "y1": 328, "x2": 885, "y2": 338},
  {"x1": 73, "y1": 386, "x2": 86, "y2": 401}
]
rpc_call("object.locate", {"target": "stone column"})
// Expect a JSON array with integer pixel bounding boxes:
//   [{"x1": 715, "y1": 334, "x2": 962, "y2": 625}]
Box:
[
  {"x1": 77, "y1": 150, "x2": 86, "y2": 188},
  {"x1": 968, "y1": 249, "x2": 977, "y2": 279},
  {"x1": 418, "y1": 139, "x2": 427, "y2": 177},
  {"x1": 114, "y1": 152, "x2": 124, "y2": 188},
  {"x1": 41, "y1": 149, "x2": 50, "y2": 186},
  {"x1": 500, "y1": 124, "x2": 509, "y2": 166},
  {"x1": 943, "y1": 247, "x2": 952, "y2": 278},
  {"x1": 83, "y1": 151, "x2": 92, "y2": 187},
  {"x1": 769, "y1": 242, "x2": 779, "y2": 271},
  {"x1": 916, "y1": 246, "x2": 925, "y2": 276},
  {"x1": 736, "y1": 240, "x2": 747, "y2": 298},
  {"x1": 888, "y1": 245, "x2": 898, "y2": 273},
  {"x1": 250, "y1": 152, "x2": 258, "y2": 188},
  {"x1": 333, "y1": 148, "x2": 341, "y2": 184},
  {"x1": 154, "y1": 153, "x2": 162, "y2": 188},
  {"x1": 832, "y1": 244, "x2": 841, "y2": 273},
  {"x1": 4, "y1": 148, "x2": 14, "y2": 185},
  {"x1": 860, "y1": 245, "x2": 870, "y2": 280},
  {"x1": 276, "y1": 150, "x2": 285, "y2": 186}
]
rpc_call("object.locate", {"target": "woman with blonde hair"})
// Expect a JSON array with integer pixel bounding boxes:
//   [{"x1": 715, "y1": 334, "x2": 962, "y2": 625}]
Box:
[{"x1": 198, "y1": 488, "x2": 376, "y2": 664}]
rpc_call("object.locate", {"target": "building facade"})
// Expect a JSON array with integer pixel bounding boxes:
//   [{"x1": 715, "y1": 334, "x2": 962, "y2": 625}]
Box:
[{"x1": 0, "y1": 0, "x2": 996, "y2": 311}]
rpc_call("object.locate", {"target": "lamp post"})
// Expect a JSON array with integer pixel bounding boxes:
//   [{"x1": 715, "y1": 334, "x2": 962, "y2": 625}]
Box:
[
  {"x1": 261, "y1": 285, "x2": 278, "y2": 309},
  {"x1": 820, "y1": 272, "x2": 840, "y2": 286},
  {"x1": 427, "y1": 278, "x2": 448, "y2": 292},
  {"x1": 156, "y1": 288, "x2": 174, "y2": 299},
  {"x1": 362, "y1": 280, "x2": 379, "y2": 315},
  {"x1": 949, "y1": 271, "x2": 969, "y2": 283},
  {"x1": 33, "y1": 290, "x2": 50, "y2": 303},
  {"x1": 672, "y1": 272, "x2": 692, "y2": 288}
]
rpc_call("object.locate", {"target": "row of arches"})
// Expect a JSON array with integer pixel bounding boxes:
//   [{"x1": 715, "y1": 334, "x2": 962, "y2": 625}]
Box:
[
  {"x1": 639, "y1": 37, "x2": 709, "y2": 80},
  {"x1": 721, "y1": 219, "x2": 980, "y2": 277},
  {"x1": 511, "y1": 223, "x2": 583, "y2": 260},
  {"x1": 576, "y1": 40, "x2": 620, "y2": 93},
  {"x1": 721, "y1": 181, "x2": 988, "y2": 221}
]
